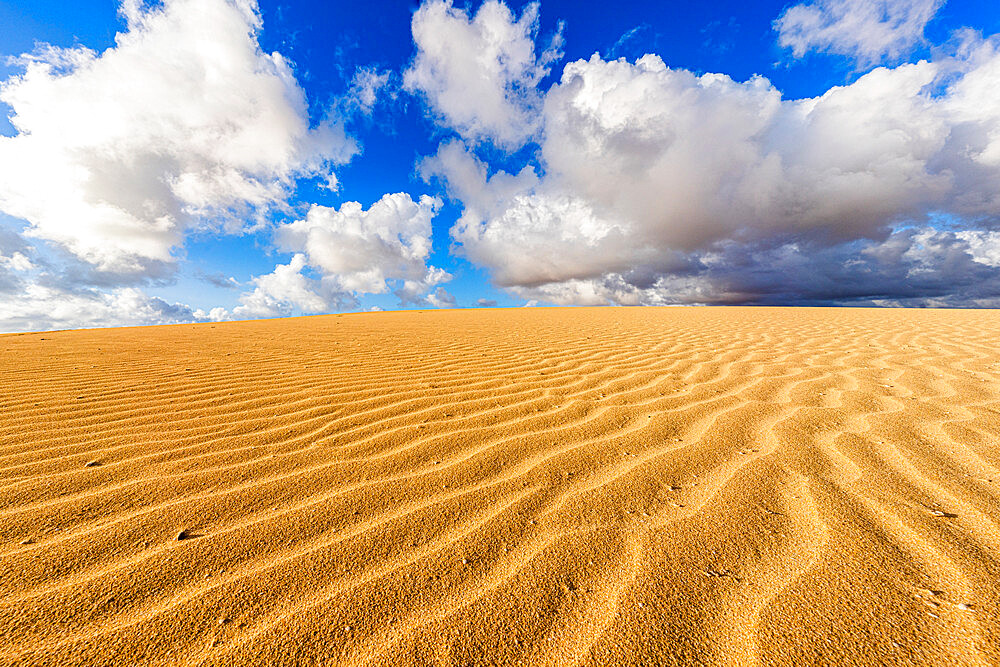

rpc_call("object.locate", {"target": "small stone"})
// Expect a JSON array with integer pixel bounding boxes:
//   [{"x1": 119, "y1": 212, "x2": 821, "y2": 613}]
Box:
[
  {"x1": 176, "y1": 529, "x2": 192, "y2": 541},
  {"x1": 218, "y1": 617, "x2": 230, "y2": 625},
  {"x1": 19, "y1": 538, "x2": 33, "y2": 545},
  {"x1": 85, "y1": 460, "x2": 102, "y2": 468}
]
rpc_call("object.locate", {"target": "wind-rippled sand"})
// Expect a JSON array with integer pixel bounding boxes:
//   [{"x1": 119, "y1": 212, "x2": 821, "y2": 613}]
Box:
[{"x1": 2, "y1": 307, "x2": 1000, "y2": 666}]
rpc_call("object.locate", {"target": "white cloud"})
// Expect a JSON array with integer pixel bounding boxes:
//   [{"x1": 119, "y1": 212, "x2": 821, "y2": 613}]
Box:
[
  {"x1": 424, "y1": 32, "x2": 1000, "y2": 306},
  {"x1": 394, "y1": 266, "x2": 452, "y2": 306},
  {"x1": 426, "y1": 286, "x2": 457, "y2": 308},
  {"x1": 232, "y1": 254, "x2": 327, "y2": 318},
  {"x1": 775, "y1": 0, "x2": 943, "y2": 63},
  {"x1": 500, "y1": 226, "x2": 1000, "y2": 308},
  {"x1": 233, "y1": 193, "x2": 449, "y2": 317},
  {"x1": 0, "y1": 223, "x2": 231, "y2": 331},
  {"x1": 348, "y1": 67, "x2": 394, "y2": 114},
  {"x1": 956, "y1": 230, "x2": 1000, "y2": 267},
  {"x1": 0, "y1": 251, "x2": 33, "y2": 273},
  {"x1": 278, "y1": 193, "x2": 443, "y2": 294},
  {"x1": 0, "y1": 283, "x2": 214, "y2": 333},
  {"x1": 403, "y1": 0, "x2": 562, "y2": 149},
  {"x1": 0, "y1": 0, "x2": 356, "y2": 278}
]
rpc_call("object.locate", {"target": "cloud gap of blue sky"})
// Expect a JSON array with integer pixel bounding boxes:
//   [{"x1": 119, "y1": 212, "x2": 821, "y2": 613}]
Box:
[{"x1": 0, "y1": 0, "x2": 999, "y2": 332}]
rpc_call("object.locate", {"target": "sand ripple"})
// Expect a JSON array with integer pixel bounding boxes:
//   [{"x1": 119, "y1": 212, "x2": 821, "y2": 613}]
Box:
[{"x1": 2, "y1": 307, "x2": 999, "y2": 665}]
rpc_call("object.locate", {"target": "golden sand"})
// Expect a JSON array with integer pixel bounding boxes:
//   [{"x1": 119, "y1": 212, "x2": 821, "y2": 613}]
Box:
[{"x1": 2, "y1": 307, "x2": 999, "y2": 666}]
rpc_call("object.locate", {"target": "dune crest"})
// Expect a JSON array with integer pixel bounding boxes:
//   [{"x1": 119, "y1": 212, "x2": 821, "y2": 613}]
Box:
[{"x1": 2, "y1": 307, "x2": 999, "y2": 665}]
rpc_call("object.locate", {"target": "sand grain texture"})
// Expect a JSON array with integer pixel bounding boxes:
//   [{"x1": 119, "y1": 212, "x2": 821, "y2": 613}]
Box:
[{"x1": 2, "y1": 307, "x2": 1000, "y2": 665}]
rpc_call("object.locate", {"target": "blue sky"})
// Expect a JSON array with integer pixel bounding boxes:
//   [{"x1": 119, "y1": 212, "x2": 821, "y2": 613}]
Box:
[{"x1": 1, "y1": 0, "x2": 1000, "y2": 331}]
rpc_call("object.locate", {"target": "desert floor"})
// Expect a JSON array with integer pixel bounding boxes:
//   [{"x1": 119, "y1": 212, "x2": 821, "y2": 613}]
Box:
[{"x1": 2, "y1": 307, "x2": 1000, "y2": 666}]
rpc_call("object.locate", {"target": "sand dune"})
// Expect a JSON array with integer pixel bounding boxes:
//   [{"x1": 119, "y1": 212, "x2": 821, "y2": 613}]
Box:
[{"x1": 2, "y1": 307, "x2": 1000, "y2": 665}]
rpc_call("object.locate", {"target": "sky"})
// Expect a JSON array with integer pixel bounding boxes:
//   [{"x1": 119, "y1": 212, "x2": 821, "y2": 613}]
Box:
[{"x1": 1, "y1": 0, "x2": 999, "y2": 332}]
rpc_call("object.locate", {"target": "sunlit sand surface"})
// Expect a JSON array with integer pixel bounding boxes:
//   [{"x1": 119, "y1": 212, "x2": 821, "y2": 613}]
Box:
[{"x1": 2, "y1": 307, "x2": 1000, "y2": 665}]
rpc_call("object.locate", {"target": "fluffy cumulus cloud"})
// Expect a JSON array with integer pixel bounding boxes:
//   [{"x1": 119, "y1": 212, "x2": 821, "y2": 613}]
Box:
[
  {"x1": 4, "y1": 0, "x2": 1000, "y2": 332},
  {"x1": 426, "y1": 286, "x2": 457, "y2": 308},
  {"x1": 0, "y1": 0, "x2": 369, "y2": 332},
  {"x1": 232, "y1": 254, "x2": 328, "y2": 319},
  {"x1": 957, "y1": 231, "x2": 1000, "y2": 267},
  {"x1": 0, "y1": 220, "x2": 231, "y2": 330},
  {"x1": 0, "y1": 0, "x2": 355, "y2": 278},
  {"x1": 232, "y1": 193, "x2": 449, "y2": 317},
  {"x1": 503, "y1": 228, "x2": 1000, "y2": 308},
  {"x1": 0, "y1": 283, "x2": 229, "y2": 333},
  {"x1": 420, "y1": 8, "x2": 1000, "y2": 307},
  {"x1": 404, "y1": 0, "x2": 562, "y2": 148},
  {"x1": 775, "y1": 0, "x2": 944, "y2": 63}
]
